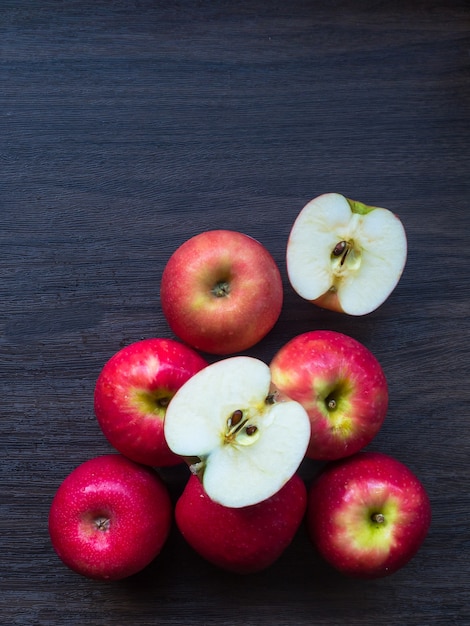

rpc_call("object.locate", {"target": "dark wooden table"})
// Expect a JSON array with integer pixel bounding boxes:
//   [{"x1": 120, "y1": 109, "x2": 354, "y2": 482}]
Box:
[{"x1": 2, "y1": 1, "x2": 469, "y2": 624}]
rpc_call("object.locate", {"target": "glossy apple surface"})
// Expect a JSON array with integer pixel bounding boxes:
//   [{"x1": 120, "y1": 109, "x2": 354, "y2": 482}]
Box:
[
  {"x1": 94, "y1": 338, "x2": 207, "y2": 467},
  {"x1": 307, "y1": 451, "x2": 431, "y2": 578},
  {"x1": 270, "y1": 330, "x2": 388, "y2": 460},
  {"x1": 48, "y1": 454, "x2": 172, "y2": 580},
  {"x1": 176, "y1": 473, "x2": 307, "y2": 574},
  {"x1": 160, "y1": 229, "x2": 283, "y2": 354}
]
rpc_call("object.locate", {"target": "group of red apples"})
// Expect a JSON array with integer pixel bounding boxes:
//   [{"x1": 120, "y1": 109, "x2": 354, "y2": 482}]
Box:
[{"x1": 49, "y1": 193, "x2": 431, "y2": 582}]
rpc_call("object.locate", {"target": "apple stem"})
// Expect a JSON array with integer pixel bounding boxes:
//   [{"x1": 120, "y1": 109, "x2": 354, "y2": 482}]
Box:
[
  {"x1": 211, "y1": 281, "x2": 230, "y2": 298},
  {"x1": 371, "y1": 512, "x2": 385, "y2": 524},
  {"x1": 95, "y1": 517, "x2": 111, "y2": 531},
  {"x1": 265, "y1": 393, "x2": 276, "y2": 405}
]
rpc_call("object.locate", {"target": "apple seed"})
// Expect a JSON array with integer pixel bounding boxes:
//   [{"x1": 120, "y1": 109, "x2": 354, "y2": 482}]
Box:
[
  {"x1": 332, "y1": 240, "x2": 347, "y2": 257},
  {"x1": 331, "y1": 240, "x2": 353, "y2": 267},
  {"x1": 228, "y1": 409, "x2": 243, "y2": 428},
  {"x1": 245, "y1": 425, "x2": 258, "y2": 436},
  {"x1": 226, "y1": 409, "x2": 250, "y2": 441}
]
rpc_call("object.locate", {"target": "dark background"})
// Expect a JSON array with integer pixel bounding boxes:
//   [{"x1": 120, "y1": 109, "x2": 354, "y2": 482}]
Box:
[{"x1": 1, "y1": 1, "x2": 469, "y2": 624}]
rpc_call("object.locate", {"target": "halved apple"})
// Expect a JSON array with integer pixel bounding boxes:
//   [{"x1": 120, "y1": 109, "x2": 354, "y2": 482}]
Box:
[
  {"x1": 286, "y1": 193, "x2": 407, "y2": 315},
  {"x1": 163, "y1": 356, "x2": 310, "y2": 508}
]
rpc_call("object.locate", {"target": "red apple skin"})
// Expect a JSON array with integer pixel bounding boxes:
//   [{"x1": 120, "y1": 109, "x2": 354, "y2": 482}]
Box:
[
  {"x1": 307, "y1": 451, "x2": 432, "y2": 579},
  {"x1": 311, "y1": 290, "x2": 342, "y2": 314},
  {"x1": 175, "y1": 473, "x2": 307, "y2": 574},
  {"x1": 270, "y1": 330, "x2": 388, "y2": 460},
  {"x1": 94, "y1": 338, "x2": 207, "y2": 467},
  {"x1": 48, "y1": 454, "x2": 173, "y2": 581},
  {"x1": 160, "y1": 230, "x2": 283, "y2": 355}
]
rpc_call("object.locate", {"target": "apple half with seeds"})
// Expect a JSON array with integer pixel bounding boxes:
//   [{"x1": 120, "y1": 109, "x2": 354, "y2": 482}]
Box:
[
  {"x1": 286, "y1": 193, "x2": 407, "y2": 315},
  {"x1": 164, "y1": 356, "x2": 310, "y2": 508}
]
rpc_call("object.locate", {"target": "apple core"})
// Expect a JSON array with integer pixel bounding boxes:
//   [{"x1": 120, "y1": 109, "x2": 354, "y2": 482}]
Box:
[
  {"x1": 330, "y1": 239, "x2": 362, "y2": 279},
  {"x1": 224, "y1": 408, "x2": 260, "y2": 446}
]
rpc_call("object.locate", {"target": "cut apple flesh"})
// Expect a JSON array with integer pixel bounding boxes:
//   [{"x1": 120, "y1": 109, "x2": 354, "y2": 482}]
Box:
[
  {"x1": 164, "y1": 356, "x2": 310, "y2": 508},
  {"x1": 286, "y1": 193, "x2": 407, "y2": 315}
]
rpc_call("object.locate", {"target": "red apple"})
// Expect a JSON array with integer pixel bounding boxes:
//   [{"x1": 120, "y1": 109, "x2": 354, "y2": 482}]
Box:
[
  {"x1": 160, "y1": 230, "x2": 283, "y2": 354},
  {"x1": 48, "y1": 454, "x2": 173, "y2": 581},
  {"x1": 175, "y1": 473, "x2": 307, "y2": 574},
  {"x1": 270, "y1": 330, "x2": 388, "y2": 460},
  {"x1": 94, "y1": 338, "x2": 207, "y2": 467},
  {"x1": 307, "y1": 451, "x2": 431, "y2": 578}
]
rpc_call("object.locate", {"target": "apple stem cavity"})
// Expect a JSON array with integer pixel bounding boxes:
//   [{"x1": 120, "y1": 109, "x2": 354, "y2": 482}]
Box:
[
  {"x1": 157, "y1": 396, "x2": 171, "y2": 409},
  {"x1": 134, "y1": 389, "x2": 174, "y2": 415}
]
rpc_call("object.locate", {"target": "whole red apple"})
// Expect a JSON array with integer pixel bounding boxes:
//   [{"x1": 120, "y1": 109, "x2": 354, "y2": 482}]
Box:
[
  {"x1": 270, "y1": 330, "x2": 388, "y2": 460},
  {"x1": 160, "y1": 230, "x2": 283, "y2": 354},
  {"x1": 94, "y1": 338, "x2": 207, "y2": 467},
  {"x1": 48, "y1": 454, "x2": 173, "y2": 580},
  {"x1": 307, "y1": 451, "x2": 431, "y2": 578},
  {"x1": 175, "y1": 473, "x2": 307, "y2": 574}
]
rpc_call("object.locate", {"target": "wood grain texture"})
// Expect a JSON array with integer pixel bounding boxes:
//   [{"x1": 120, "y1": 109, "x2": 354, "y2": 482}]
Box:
[{"x1": 1, "y1": 1, "x2": 469, "y2": 624}]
